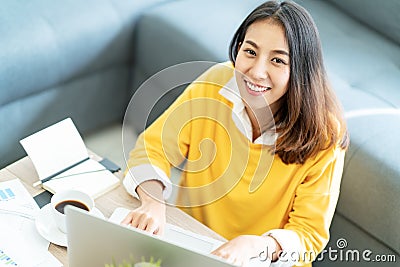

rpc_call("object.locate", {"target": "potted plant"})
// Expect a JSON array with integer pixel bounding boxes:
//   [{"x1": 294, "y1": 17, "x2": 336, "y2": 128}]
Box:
[{"x1": 105, "y1": 256, "x2": 162, "y2": 267}]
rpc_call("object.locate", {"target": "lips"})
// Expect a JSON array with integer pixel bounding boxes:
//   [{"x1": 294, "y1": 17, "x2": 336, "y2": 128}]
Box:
[{"x1": 245, "y1": 80, "x2": 271, "y2": 95}]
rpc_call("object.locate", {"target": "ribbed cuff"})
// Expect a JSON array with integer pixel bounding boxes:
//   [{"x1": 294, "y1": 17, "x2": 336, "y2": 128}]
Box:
[
  {"x1": 263, "y1": 229, "x2": 303, "y2": 267},
  {"x1": 123, "y1": 164, "x2": 172, "y2": 200}
]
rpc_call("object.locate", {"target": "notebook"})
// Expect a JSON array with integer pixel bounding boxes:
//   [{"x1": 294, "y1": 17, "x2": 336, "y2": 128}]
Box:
[
  {"x1": 65, "y1": 206, "x2": 271, "y2": 267},
  {"x1": 20, "y1": 118, "x2": 120, "y2": 198}
]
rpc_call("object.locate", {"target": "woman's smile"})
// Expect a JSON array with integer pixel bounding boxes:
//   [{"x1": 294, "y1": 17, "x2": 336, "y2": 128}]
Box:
[{"x1": 244, "y1": 79, "x2": 272, "y2": 96}]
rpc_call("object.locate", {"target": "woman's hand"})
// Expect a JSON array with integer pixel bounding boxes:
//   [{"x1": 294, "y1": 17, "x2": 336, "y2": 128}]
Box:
[
  {"x1": 121, "y1": 180, "x2": 166, "y2": 235},
  {"x1": 211, "y1": 235, "x2": 281, "y2": 266}
]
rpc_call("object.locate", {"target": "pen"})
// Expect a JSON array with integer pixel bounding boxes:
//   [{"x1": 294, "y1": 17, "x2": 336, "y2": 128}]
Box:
[{"x1": 32, "y1": 157, "x2": 90, "y2": 187}]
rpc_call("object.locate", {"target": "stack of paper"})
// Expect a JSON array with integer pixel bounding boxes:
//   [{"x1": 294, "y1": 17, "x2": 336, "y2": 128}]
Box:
[
  {"x1": 20, "y1": 118, "x2": 120, "y2": 199},
  {"x1": 0, "y1": 179, "x2": 61, "y2": 267}
]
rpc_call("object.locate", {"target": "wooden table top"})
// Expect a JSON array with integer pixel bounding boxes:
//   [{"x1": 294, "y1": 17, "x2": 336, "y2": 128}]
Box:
[{"x1": 1, "y1": 154, "x2": 225, "y2": 266}]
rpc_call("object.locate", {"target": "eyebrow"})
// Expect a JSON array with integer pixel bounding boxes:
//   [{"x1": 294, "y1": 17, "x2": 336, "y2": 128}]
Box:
[{"x1": 244, "y1": 40, "x2": 289, "y2": 57}]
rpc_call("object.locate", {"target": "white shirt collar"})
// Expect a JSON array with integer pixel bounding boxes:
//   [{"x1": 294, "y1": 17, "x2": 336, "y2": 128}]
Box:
[{"x1": 219, "y1": 76, "x2": 278, "y2": 146}]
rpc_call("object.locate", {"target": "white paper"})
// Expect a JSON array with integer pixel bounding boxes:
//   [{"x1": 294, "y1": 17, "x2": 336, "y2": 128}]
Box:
[
  {"x1": 0, "y1": 179, "x2": 40, "y2": 222},
  {"x1": 0, "y1": 179, "x2": 62, "y2": 267},
  {"x1": 44, "y1": 158, "x2": 120, "y2": 198},
  {"x1": 20, "y1": 118, "x2": 89, "y2": 180}
]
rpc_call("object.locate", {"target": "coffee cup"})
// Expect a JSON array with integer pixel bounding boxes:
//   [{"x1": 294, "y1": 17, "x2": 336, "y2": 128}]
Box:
[{"x1": 51, "y1": 189, "x2": 94, "y2": 233}]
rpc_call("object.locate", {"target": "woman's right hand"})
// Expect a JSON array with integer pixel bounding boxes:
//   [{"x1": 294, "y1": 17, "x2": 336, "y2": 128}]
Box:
[{"x1": 121, "y1": 180, "x2": 166, "y2": 235}]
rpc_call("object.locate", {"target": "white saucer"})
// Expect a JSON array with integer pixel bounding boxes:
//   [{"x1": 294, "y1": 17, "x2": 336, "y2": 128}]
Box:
[{"x1": 35, "y1": 203, "x2": 104, "y2": 247}]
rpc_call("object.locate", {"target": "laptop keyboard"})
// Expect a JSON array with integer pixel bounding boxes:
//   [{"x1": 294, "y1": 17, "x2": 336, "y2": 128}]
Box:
[{"x1": 109, "y1": 207, "x2": 270, "y2": 267}]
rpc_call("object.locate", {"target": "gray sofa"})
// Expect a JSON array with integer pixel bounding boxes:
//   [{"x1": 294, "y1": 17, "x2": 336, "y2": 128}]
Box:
[
  {"x1": 0, "y1": 0, "x2": 170, "y2": 168},
  {"x1": 1, "y1": 0, "x2": 399, "y2": 266}
]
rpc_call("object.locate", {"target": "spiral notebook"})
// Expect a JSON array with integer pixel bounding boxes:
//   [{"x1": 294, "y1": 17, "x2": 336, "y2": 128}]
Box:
[{"x1": 20, "y1": 118, "x2": 120, "y2": 198}]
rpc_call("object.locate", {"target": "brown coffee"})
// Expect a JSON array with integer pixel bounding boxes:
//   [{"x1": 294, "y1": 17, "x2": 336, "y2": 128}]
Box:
[{"x1": 55, "y1": 200, "x2": 90, "y2": 214}]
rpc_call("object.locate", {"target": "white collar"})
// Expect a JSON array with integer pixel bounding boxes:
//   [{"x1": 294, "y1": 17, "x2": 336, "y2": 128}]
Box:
[{"x1": 218, "y1": 76, "x2": 278, "y2": 146}]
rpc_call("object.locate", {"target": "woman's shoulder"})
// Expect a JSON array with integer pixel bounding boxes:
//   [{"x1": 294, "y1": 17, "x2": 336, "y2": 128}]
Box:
[
  {"x1": 195, "y1": 61, "x2": 234, "y2": 86},
  {"x1": 186, "y1": 61, "x2": 235, "y2": 98},
  {"x1": 304, "y1": 144, "x2": 346, "y2": 171}
]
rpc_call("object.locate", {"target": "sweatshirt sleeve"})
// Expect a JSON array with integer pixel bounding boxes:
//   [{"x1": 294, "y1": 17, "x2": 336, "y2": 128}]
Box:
[
  {"x1": 123, "y1": 82, "x2": 196, "y2": 198},
  {"x1": 123, "y1": 164, "x2": 173, "y2": 199},
  {"x1": 265, "y1": 147, "x2": 346, "y2": 266}
]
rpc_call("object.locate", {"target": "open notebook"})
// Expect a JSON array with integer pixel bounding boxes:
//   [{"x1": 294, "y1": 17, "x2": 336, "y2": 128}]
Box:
[{"x1": 20, "y1": 118, "x2": 120, "y2": 198}]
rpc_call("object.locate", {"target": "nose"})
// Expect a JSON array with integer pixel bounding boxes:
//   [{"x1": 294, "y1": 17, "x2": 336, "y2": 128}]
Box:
[{"x1": 249, "y1": 59, "x2": 268, "y2": 81}]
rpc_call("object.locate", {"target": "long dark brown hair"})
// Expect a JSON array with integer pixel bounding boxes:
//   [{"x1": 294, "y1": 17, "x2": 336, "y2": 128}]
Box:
[{"x1": 229, "y1": 1, "x2": 349, "y2": 164}]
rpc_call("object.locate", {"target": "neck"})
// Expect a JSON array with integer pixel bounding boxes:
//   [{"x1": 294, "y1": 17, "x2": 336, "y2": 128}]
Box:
[
  {"x1": 245, "y1": 99, "x2": 282, "y2": 142},
  {"x1": 246, "y1": 106, "x2": 275, "y2": 142}
]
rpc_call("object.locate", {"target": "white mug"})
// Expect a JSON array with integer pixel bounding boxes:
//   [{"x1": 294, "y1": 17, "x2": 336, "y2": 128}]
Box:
[{"x1": 51, "y1": 189, "x2": 95, "y2": 233}]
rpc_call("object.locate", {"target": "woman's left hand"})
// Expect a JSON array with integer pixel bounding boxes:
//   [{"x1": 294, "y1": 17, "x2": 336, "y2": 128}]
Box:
[{"x1": 211, "y1": 235, "x2": 272, "y2": 266}]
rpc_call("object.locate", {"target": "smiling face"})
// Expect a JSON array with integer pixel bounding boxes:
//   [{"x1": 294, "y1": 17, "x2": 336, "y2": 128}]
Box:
[{"x1": 235, "y1": 19, "x2": 290, "y2": 113}]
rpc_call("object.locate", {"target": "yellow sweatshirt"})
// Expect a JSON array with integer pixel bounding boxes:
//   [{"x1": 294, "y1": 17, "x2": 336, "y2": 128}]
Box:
[{"x1": 127, "y1": 62, "x2": 345, "y2": 266}]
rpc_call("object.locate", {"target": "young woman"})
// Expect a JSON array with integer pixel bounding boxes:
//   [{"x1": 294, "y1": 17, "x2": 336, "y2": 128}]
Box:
[{"x1": 122, "y1": 1, "x2": 349, "y2": 266}]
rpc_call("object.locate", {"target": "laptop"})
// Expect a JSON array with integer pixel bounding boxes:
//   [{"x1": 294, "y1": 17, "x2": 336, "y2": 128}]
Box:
[{"x1": 65, "y1": 206, "x2": 271, "y2": 267}]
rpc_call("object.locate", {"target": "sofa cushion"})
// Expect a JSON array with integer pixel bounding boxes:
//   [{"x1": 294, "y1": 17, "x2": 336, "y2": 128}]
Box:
[
  {"x1": 132, "y1": 0, "x2": 264, "y2": 85},
  {"x1": 0, "y1": 0, "x2": 173, "y2": 168},
  {"x1": 0, "y1": 68, "x2": 129, "y2": 168},
  {"x1": 296, "y1": 0, "x2": 400, "y2": 109},
  {"x1": 0, "y1": 0, "x2": 170, "y2": 107},
  {"x1": 339, "y1": 114, "x2": 400, "y2": 255},
  {"x1": 314, "y1": 213, "x2": 399, "y2": 267},
  {"x1": 327, "y1": 0, "x2": 400, "y2": 45}
]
